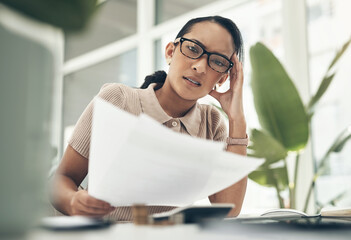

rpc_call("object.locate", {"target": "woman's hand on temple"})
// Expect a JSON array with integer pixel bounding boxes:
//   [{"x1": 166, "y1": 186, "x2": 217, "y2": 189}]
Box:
[
  {"x1": 209, "y1": 53, "x2": 245, "y2": 122},
  {"x1": 70, "y1": 190, "x2": 115, "y2": 217}
]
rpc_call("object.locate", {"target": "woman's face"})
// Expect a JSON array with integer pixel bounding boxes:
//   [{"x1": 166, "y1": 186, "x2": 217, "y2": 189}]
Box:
[{"x1": 165, "y1": 21, "x2": 235, "y2": 101}]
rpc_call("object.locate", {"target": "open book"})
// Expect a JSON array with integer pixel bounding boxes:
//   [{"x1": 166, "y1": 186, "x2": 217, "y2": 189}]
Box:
[
  {"x1": 232, "y1": 207, "x2": 351, "y2": 226},
  {"x1": 259, "y1": 207, "x2": 351, "y2": 218},
  {"x1": 318, "y1": 207, "x2": 351, "y2": 217}
]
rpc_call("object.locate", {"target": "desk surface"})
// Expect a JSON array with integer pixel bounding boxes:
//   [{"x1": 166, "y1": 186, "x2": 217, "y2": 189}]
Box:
[{"x1": 26, "y1": 220, "x2": 351, "y2": 240}]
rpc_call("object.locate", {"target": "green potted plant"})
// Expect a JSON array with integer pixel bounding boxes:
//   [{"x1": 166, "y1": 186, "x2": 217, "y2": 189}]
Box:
[
  {"x1": 0, "y1": 0, "x2": 98, "y2": 31},
  {"x1": 248, "y1": 39, "x2": 351, "y2": 212}
]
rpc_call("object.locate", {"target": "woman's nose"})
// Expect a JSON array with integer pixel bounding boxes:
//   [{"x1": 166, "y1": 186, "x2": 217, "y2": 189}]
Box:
[{"x1": 191, "y1": 56, "x2": 207, "y2": 74}]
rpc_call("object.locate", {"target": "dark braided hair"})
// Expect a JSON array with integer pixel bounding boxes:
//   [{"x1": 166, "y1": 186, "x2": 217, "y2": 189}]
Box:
[
  {"x1": 140, "y1": 15, "x2": 244, "y2": 89},
  {"x1": 140, "y1": 70, "x2": 167, "y2": 90}
]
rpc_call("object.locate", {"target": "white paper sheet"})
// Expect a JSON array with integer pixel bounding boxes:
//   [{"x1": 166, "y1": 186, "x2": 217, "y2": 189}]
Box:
[{"x1": 89, "y1": 97, "x2": 263, "y2": 206}]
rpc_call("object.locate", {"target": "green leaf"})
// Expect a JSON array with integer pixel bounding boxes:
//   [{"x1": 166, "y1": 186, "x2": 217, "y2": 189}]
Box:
[
  {"x1": 249, "y1": 166, "x2": 288, "y2": 189},
  {"x1": 0, "y1": 0, "x2": 98, "y2": 31},
  {"x1": 327, "y1": 37, "x2": 351, "y2": 71},
  {"x1": 307, "y1": 37, "x2": 351, "y2": 113},
  {"x1": 317, "y1": 126, "x2": 351, "y2": 174},
  {"x1": 307, "y1": 73, "x2": 336, "y2": 114},
  {"x1": 248, "y1": 129, "x2": 288, "y2": 166},
  {"x1": 326, "y1": 191, "x2": 347, "y2": 206},
  {"x1": 250, "y1": 42, "x2": 309, "y2": 151},
  {"x1": 329, "y1": 127, "x2": 351, "y2": 153}
]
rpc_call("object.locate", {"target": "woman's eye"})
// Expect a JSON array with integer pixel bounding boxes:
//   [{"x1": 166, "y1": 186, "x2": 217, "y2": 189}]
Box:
[
  {"x1": 212, "y1": 59, "x2": 225, "y2": 66},
  {"x1": 187, "y1": 46, "x2": 199, "y2": 53}
]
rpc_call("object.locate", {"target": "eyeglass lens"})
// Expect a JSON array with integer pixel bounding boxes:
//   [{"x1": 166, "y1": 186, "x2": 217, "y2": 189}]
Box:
[{"x1": 180, "y1": 39, "x2": 231, "y2": 73}]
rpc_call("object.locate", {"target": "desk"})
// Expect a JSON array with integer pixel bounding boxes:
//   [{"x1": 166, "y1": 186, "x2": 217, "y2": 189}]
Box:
[
  {"x1": 26, "y1": 221, "x2": 351, "y2": 240},
  {"x1": 27, "y1": 224, "x2": 203, "y2": 240}
]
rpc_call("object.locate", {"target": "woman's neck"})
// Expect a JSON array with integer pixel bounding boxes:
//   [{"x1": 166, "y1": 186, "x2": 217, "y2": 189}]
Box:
[{"x1": 154, "y1": 81, "x2": 196, "y2": 118}]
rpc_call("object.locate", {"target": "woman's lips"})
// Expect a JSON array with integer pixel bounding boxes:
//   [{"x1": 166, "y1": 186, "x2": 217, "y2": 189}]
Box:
[{"x1": 183, "y1": 76, "x2": 201, "y2": 86}]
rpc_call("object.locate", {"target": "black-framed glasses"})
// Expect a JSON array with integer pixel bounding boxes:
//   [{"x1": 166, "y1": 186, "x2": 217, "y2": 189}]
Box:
[{"x1": 174, "y1": 37, "x2": 234, "y2": 73}]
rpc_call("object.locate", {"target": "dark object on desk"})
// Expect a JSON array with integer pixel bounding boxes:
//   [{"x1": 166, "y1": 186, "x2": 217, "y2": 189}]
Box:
[
  {"x1": 201, "y1": 216, "x2": 351, "y2": 240},
  {"x1": 152, "y1": 204, "x2": 234, "y2": 224},
  {"x1": 40, "y1": 216, "x2": 111, "y2": 231}
]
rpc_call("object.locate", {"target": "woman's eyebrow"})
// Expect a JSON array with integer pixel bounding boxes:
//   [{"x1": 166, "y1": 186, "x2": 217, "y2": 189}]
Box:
[
  {"x1": 190, "y1": 38, "x2": 231, "y2": 59},
  {"x1": 190, "y1": 38, "x2": 207, "y2": 49}
]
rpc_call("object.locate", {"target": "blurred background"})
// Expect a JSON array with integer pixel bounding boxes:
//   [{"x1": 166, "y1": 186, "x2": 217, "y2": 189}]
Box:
[
  {"x1": 1, "y1": 0, "x2": 350, "y2": 227},
  {"x1": 60, "y1": 0, "x2": 351, "y2": 212}
]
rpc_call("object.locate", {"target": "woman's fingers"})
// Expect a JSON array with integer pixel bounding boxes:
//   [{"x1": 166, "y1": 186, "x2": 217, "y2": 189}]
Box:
[
  {"x1": 229, "y1": 54, "x2": 237, "y2": 88},
  {"x1": 74, "y1": 202, "x2": 114, "y2": 216},
  {"x1": 230, "y1": 54, "x2": 243, "y2": 90},
  {"x1": 74, "y1": 209, "x2": 112, "y2": 217},
  {"x1": 77, "y1": 201, "x2": 114, "y2": 215},
  {"x1": 70, "y1": 190, "x2": 115, "y2": 216},
  {"x1": 79, "y1": 192, "x2": 112, "y2": 210}
]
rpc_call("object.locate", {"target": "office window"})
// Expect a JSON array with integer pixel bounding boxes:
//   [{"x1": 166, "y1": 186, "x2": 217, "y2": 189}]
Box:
[
  {"x1": 64, "y1": 0, "x2": 137, "y2": 61},
  {"x1": 221, "y1": 0, "x2": 284, "y2": 128},
  {"x1": 307, "y1": 0, "x2": 351, "y2": 207},
  {"x1": 223, "y1": 0, "x2": 284, "y2": 210},
  {"x1": 62, "y1": 49, "x2": 137, "y2": 147},
  {"x1": 155, "y1": 0, "x2": 221, "y2": 24}
]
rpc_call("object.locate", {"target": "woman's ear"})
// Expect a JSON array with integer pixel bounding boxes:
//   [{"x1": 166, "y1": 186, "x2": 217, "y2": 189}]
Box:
[{"x1": 165, "y1": 42, "x2": 175, "y2": 65}]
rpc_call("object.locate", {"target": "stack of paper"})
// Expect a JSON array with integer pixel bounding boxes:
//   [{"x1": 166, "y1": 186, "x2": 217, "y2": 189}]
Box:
[{"x1": 88, "y1": 98, "x2": 263, "y2": 206}]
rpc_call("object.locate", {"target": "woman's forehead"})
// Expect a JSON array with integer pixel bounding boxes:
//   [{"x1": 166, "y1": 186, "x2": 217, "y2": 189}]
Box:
[{"x1": 182, "y1": 21, "x2": 235, "y2": 56}]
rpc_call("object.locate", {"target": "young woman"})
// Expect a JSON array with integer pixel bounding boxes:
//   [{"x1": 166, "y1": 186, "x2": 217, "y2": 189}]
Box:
[{"x1": 51, "y1": 15, "x2": 248, "y2": 221}]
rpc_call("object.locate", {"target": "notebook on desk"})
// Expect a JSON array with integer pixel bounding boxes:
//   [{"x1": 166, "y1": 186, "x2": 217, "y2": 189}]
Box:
[{"x1": 226, "y1": 207, "x2": 351, "y2": 227}]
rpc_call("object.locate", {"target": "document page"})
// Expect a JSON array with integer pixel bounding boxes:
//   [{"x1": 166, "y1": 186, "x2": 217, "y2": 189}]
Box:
[{"x1": 89, "y1": 98, "x2": 263, "y2": 206}]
